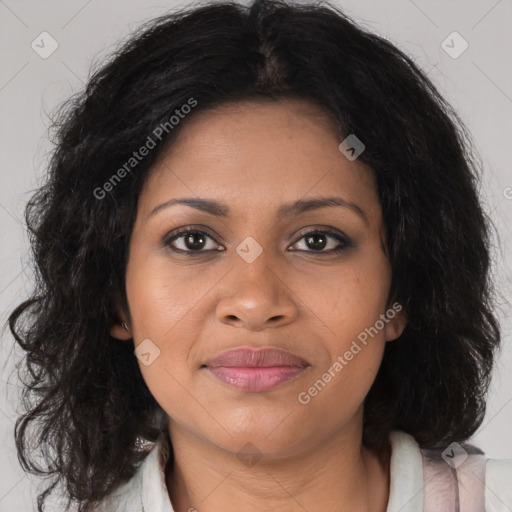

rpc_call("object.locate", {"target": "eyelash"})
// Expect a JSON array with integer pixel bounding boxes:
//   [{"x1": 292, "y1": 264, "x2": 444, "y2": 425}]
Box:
[{"x1": 163, "y1": 226, "x2": 352, "y2": 256}]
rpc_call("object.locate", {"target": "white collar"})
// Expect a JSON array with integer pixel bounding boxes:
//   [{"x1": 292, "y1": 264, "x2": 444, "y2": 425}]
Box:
[{"x1": 386, "y1": 430, "x2": 424, "y2": 511}]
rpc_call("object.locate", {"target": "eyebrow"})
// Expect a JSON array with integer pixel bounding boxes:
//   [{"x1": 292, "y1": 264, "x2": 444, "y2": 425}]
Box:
[{"x1": 148, "y1": 196, "x2": 369, "y2": 225}]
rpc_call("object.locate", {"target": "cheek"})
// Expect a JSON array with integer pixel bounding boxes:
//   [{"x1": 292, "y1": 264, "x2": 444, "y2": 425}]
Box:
[
  {"x1": 298, "y1": 249, "x2": 391, "y2": 336},
  {"x1": 298, "y1": 273, "x2": 390, "y2": 418},
  {"x1": 297, "y1": 251, "x2": 391, "y2": 391},
  {"x1": 125, "y1": 254, "x2": 205, "y2": 340},
  {"x1": 124, "y1": 256, "x2": 200, "y2": 394}
]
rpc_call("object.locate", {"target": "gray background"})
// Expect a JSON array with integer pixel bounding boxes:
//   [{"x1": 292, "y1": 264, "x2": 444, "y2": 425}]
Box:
[{"x1": 1, "y1": 0, "x2": 511, "y2": 510}]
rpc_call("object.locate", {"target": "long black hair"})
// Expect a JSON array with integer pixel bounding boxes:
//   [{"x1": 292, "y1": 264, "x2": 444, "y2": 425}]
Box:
[{"x1": 8, "y1": 0, "x2": 500, "y2": 510}]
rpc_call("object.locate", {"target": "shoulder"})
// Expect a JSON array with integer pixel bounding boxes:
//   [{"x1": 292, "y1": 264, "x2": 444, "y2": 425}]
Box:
[
  {"x1": 92, "y1": 435, "x2": 170, "y2": 512},
  {"x1": 91, "y1": 474, "x2": 144, "y2": 512},
  {"x1": 485, "y1": 458, "x2": 512, "y2": 511},
  {"x1": 94, "y1": 441, "x2": 164, "y2": 512},
  {"x1": 387, "y1": 430, "x2": 512, "y2": 512},
  {"x1": 91, "y1": 469, "x2": 144, "y2": 512}
]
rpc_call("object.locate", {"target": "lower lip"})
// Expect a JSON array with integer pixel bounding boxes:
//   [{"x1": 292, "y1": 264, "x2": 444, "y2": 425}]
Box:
[{"x1": 205, "y1": 366, "x2": 307, "y2": 392}]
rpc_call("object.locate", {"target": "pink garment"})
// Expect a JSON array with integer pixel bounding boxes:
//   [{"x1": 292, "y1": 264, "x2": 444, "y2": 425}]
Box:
[{"x1": 422, "y1": 444, "x2": 486, "y2": 511}]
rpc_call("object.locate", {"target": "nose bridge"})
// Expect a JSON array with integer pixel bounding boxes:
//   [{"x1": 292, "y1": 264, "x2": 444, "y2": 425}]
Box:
[{"x1": 215, "y1": 247, "x2": 297, "y2": 330}]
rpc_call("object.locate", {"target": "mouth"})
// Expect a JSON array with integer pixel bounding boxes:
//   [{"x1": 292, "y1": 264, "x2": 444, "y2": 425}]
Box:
[{"x1": 201, "y1": 347, "x2": 310, "y2": 392}]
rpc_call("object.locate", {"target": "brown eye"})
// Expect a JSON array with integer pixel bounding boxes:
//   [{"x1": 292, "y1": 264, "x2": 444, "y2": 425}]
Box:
[
  {"x1": 165, "y1": 229, "x2": 223, "y2": 253},
  {"x1": 290, "y1": 230, "x2": 351, "y2": 254}
]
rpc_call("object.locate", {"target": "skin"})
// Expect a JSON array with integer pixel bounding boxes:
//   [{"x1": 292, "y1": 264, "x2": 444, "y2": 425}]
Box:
[{"x1": 111, "y1": 98, "x2": 407, "y2": 512}]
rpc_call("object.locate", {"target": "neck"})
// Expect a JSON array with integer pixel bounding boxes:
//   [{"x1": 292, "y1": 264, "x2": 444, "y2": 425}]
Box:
[{"x1": 165, "y1": 417, "x2": 390, "y2": 512}]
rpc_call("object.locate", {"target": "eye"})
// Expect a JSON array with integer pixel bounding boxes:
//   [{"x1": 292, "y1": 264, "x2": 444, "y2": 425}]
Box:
[
  {"x1": 289, "y1": 229, "x2": 351, "y2": 254},
  {"x1": 165, "y1": 228, "x2": 224, "y2": 253},
  {"x1": 164, "y1": 227, "x2": 351, "y2": 255}
]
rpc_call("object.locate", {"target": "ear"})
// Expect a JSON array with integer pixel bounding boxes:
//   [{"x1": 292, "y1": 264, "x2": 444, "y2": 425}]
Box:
[
  {"x1": 109, "y1": 294, "x2": 132, "y2": 340},
  {"x1": 384, "y1": 302, "x2": 407, "y2": 342},
  {"x1": 110, "y1": 324, "x2": 132, "y2": 340},
  {"x1": 110, "y1": 317, "x2": 132, "y2": 341}
]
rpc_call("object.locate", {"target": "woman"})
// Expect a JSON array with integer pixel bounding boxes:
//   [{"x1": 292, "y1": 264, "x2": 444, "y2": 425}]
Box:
[{"x1": 9, "y1": 0, "x2": 511, "y2": 511}]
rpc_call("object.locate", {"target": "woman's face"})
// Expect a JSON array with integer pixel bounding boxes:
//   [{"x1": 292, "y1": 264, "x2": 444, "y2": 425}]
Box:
[{"x1": 115, "y1": 98, "x2": 406, "y2": 458}]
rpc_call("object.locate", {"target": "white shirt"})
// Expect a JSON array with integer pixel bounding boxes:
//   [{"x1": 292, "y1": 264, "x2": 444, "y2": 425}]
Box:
[{"x1": 94, "y1": 430, "x2": 512, "y2": 511}]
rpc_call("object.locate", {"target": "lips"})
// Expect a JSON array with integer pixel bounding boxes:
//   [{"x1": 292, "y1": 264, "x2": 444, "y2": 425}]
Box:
[
  {"x1": 202, "y1": 347, "x2": 310, "y2": 392},
  {"x1": 204, "y1": 347, "x2": 309, "y2": 368}
]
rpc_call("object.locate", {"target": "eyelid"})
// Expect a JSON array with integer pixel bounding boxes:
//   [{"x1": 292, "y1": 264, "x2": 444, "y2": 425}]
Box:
[{"x1": 290, "y1": 225, "x2": 349, "y2": 242}]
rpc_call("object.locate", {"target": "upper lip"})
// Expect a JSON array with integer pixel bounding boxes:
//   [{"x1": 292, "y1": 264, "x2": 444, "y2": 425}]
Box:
[{"x1": 203, "y1": 347, "x2": 310, "y2": 368}]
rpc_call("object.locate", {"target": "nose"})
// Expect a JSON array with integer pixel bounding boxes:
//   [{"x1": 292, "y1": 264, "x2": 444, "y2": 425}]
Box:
[{"x1": 215, "y1": 260, "x2": 298, "y2": 331}]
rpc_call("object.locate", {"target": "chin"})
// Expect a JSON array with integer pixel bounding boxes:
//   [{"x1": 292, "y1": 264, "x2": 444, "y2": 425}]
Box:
[{"x1": 208, "y1": 414, "x2": 310, "y2": 458}]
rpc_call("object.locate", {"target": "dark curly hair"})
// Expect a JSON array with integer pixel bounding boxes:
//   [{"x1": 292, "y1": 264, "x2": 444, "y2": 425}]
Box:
[{"x1": 8, "y1": 0, "x2": 500, "y2": 510}]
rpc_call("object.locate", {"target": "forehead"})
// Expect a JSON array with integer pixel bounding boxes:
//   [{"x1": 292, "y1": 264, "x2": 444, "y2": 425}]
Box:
[{"x1": 139, "y1": 98, "x2": 380, "y2": 225}]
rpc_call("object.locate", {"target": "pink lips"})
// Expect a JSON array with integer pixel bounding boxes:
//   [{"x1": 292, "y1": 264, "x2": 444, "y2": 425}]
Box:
[{"x1": 202, "y1": 347, "x2": 310, "y2": 392}]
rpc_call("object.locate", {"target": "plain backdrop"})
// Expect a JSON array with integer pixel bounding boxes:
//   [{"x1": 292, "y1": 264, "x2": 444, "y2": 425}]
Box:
[{"x1": 1, "y1": 0, "x2": 511, "y2": 510}]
